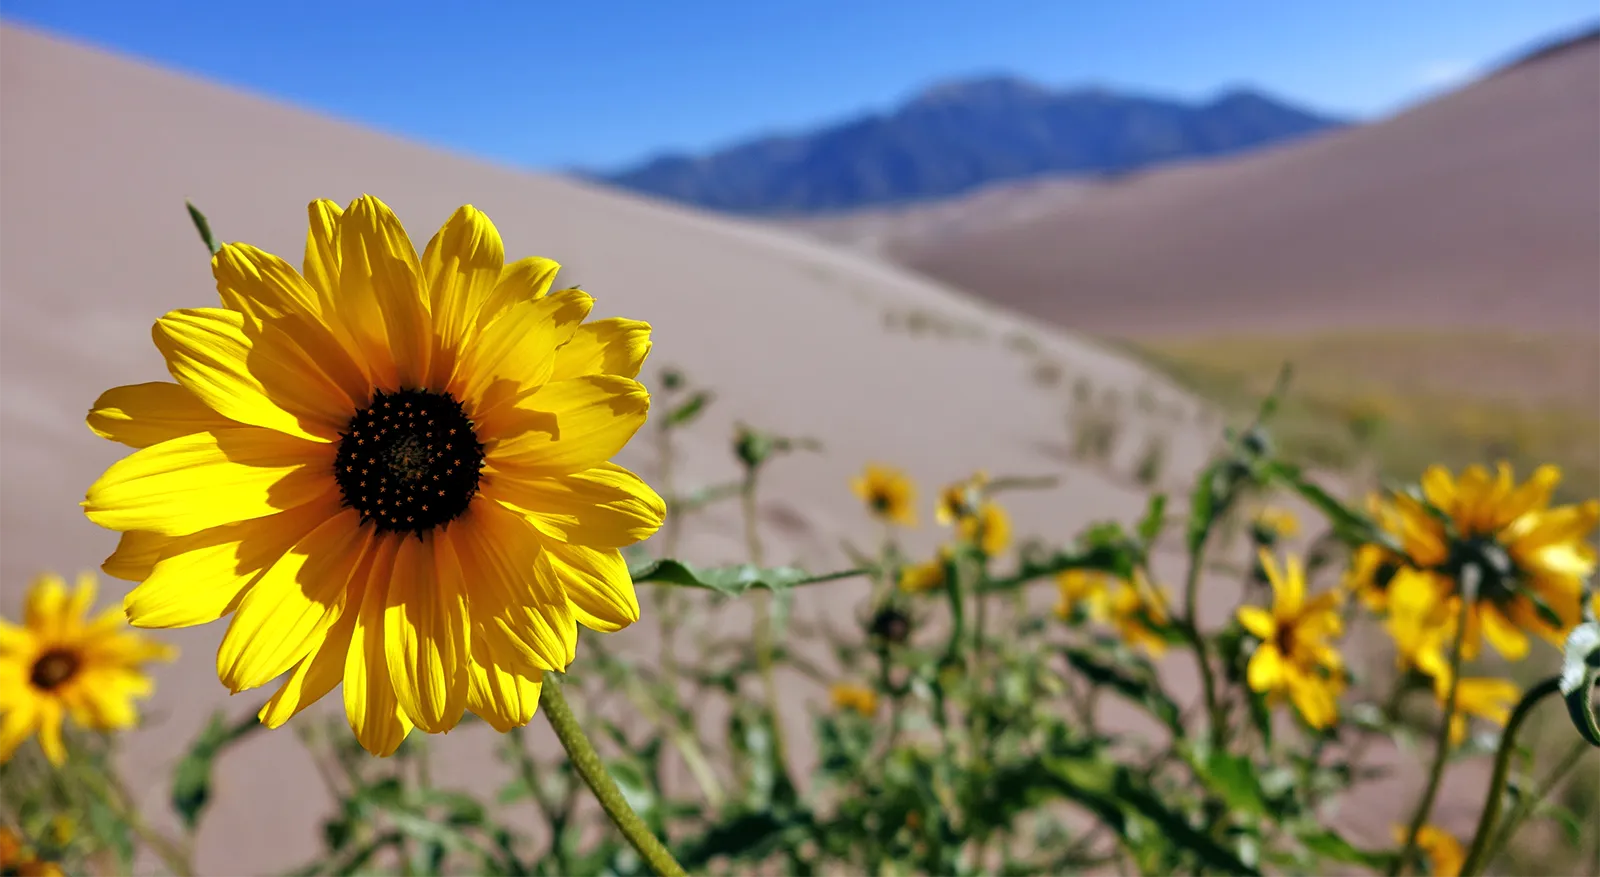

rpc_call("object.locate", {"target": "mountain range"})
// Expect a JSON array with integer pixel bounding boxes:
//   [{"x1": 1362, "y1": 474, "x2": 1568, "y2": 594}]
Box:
[{"x1": 594, "y1": 78, "x2": 1344, "y2": 214}]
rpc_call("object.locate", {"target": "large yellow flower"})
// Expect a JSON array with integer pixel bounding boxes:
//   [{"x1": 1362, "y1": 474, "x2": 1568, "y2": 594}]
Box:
[
  {"x1": 1237, "y1": 550, "x2": 1346, "y2": 729},
  {"x1": 851, "y1": 463, "x2": 917, "y2": 527},
  {"x1": 82, "y1": 197, "x2": 664, "y2": 755},
  {"x1": 0, "y1": 573, "x2": 176, "y2": 766},
  {"x1": 1393, "y1": 463, "x2": 1598, "y2": 661}
]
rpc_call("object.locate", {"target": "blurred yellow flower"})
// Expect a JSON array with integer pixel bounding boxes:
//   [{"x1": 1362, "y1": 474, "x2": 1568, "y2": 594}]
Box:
[
  {"x1": 83, "y1": 196, "x2": 664, "y2": 755},
  {"x1": 1106, "y1": 574, "x2": 1171, "y2": 657},
  {"x1": 1392, "y1": 824, "x2": 1464, "y2": 877},
  {"x1": 851, "y1": 463, "x2": 917, "y2": 527},
  {"x1": 0, "y1": 573, "x2": 176, "y2": 766},
  {"x1": 0, "y1": 828, "x2": 64, "y2": 877},
  {"x1": 1344, "y1": 492, "x2": 1408, "y2": 613},
  {"x1": 1384, "y1": 566, "x2": 1455, "y2": 683},
  {"x1": 1237, "y1": 550, "x2": 1346, "y2": 729},
  {"x1": 898, "y1": 554, "x2": 947, "y2": 595},
  {"x1": 1054, "y1": 570, "x2": 1111, "y2": 622},
  {"x1": 1252, "y1": 506, "x2": 1300, "y2": 540},
  {"x1": 1392, "y1": 463, "x2": 1598, "y2": 661},
  {"x1": 934, "y1": 471, "x2": 988, "y2": 525},
  {"x1": 830, "y1": 682, "x2": 878, "y2": 717},
  {"x1": 959, "y1": 501, "x2": 1011, "y2": 556}
]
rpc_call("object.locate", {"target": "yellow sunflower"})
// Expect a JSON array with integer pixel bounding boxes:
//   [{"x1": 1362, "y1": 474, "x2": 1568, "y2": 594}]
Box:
[
  {"x1": 851, "y1": 463, "x2": 917, "y2": 527},
  {"x1": 1393, "y1": 463, "x2": 1598, "y2": 661},
  {"x1": 1383, "y1": 566, "x2": 1455, "y2": 682},
  {"x1": 1053, "y1": 569, "x2": 1111, "y2": 623},
  {"x1": 1392, "y1": 824, "x2": 1464, "y2": 877},
  {"x1": 83, "y1": 196, "x2": 664, "y2": 755},
  {"x1": 830, "y1": 682, "x2": 878, "y2": 717},
  {"x1": 1237, "y1": 550, "x2": 1346, "y2": 729},
  {"x1": 0, "y1": 573, "x2": 176, "y2": 766},
  {"x1": 1344, "y1": 492, "x2": 1408, "y2": 613},
  {"x1": 1105, "y1": 573, "x2": 1172, "y2": 657}
]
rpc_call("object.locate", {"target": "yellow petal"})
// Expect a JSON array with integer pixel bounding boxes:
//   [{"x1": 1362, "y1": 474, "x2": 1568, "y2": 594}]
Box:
[
  {"x1": 303, "y1": 199, "x2": 343, "y2": 302},
  {"x1": 540, "y1": 540, "x2": 641, "y2": 633},
  {"x1": 1237, "y1": 605, "x2": 1276, "y2": 641},
  {"x1": 486, "y1": 462, "x2": 665, "y2": 549},
  {"x1": 384, "y1": 533, "x2": 469, "y2": 734},
  {"x1": 1287, "y1": 672, "x2": 1338, "y2": 729},
  {"x1": 0, "y1": 700, "x2": 38, "y2": 764},
  {"x1": 84, "y1": 428, "x2": 332, "y2": 538},
  {"x1": 1246, "y1": 644, "x2": 1284, "y2": 693},
  {"x1": 343, "y1": 536, "x2": 412, "y2": 756},
  {"x1": 65, "y1": 573, "x2": 97, "y2": 628},
  {"x1": 449, "y1": 290, "x2": 591, "y2": 417},
  {"x1": 212, "y1": 243, "x2": 323, "y2": 322},
  {"x1": 87, "y1": 382, "x2": 238, "y2": 449},
  {"x1": 480, "y1": 256, "x2": 561, "y2": 326},
  {"x1": 483, "y1": 375, "x2": 650, "y2": 478},
  {"x1": 1420, "y1": 466, "x2": 1457, "y2": 517},
  {"x1": 121, "y1": 496, "x2": 336, "y2": 628},
  {"x1": 451, "y1": 501, "x2": 575, "y2": 672},
  {"x1": 24, "y1": 574, "x2": 69, "y2": 636},
  {"x1": 258, "y1": 604, "x2": 357, "y2": 729},
  {"x1": 36, "y1": 699, "x2": 66, "y2": 766},
  {"x1": 339, "y1": 195, "x2": 430, "y2": 388},
  {"x1": 421, "y1": 205, "x2": 504, "y2": 386},
  {"x1": 465, "y1": 631, "x2": 542, "y2": 732},
  {"x1": 102, "y1": 531, "x2": 167, "y2": 582},
  {"x1": 216, "y1": 510, "x2": 368, "y2": 692},
  {"x1": 1479, "y1": 604, "x2": 1529, "y2": 661},
  {"x1": 154, "y1": 309, "x2": 342, "y2": 441},
  {"x1": 550, "y1": 318, "x2": 653, "y2": 382}
]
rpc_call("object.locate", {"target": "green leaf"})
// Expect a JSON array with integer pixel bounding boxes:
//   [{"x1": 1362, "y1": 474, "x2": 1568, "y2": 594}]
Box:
[
  {"x1": 1136, "y1": 493, "x2": 1168, "y2": 551},
  {"x1": 1111, "y1": 771, "x2": 1262, "y2": 876},
  {"x1": 1301, "y1": 829, "x2": 1394, "y2": 870},
  {"x1": 1062, "y1": 646, "x2": 1182, "y2": 734},
  {"x1": 185, "y1": 200, "x2": 222, "y2": 255},
  {"x1": 171, "y1": 708, "x2": 263, "y2": 831},
  {"x1": 627, "y1": 558, "x2": 862, "y2": 597},
  {"x1": 665, "y1": 390, "x2": 713, "y2": 426},
  {"x1": 1192, "y1": 750, "x2": 1268, "y2": 816},
  {"x1": 1186, "y1": 461, "x2": 1224, "y2": 557},
  {"x1": 1263, "y1": 461, "x2": 1374, "y2": 543}
]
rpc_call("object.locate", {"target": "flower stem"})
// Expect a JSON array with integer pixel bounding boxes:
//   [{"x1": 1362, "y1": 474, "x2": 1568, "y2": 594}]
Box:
[
  {"x1": 1459, "y1": 675, "x2": 1563, "y2": 877},
  {"x1": 1391, "y1": 580, "x2": 1474, "y2": 877},
  {"x1": 539, "y1": 673, "x2": 687, "y2": 877}
]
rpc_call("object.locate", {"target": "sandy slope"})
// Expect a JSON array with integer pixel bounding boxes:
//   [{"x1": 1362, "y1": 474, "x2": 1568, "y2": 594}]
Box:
[
  {"x1": 0, "y1": 25, "x2": 1227, "y2": 873},
  {"x1": 793, "y1": 35, "x2": 1600, "y2": 338}
]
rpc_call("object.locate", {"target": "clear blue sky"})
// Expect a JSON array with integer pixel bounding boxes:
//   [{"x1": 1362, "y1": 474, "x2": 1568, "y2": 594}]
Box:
[{"x1": 3, "y1": 1, "x2": 1595, "y2": 170}]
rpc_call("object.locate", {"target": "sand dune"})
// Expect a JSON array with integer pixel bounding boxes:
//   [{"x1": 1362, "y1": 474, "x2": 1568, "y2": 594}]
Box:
[
  {"x1": 795, "y1": 34, "x2": 1600, "y2": 338},
  {"x1": 1, "y1": 25, "x2": 1223, "y2": 873}
]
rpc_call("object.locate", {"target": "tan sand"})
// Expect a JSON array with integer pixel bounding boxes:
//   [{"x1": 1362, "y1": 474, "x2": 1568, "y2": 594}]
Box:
[{"x1": 792, "y1": 36, "x2": 1600, "y2": 339}]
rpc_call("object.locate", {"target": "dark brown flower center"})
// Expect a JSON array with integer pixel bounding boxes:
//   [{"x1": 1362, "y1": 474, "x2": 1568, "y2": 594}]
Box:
[
  {"x1": 334, "y1": 388, "x2": 486, "y2": 536},
  {"x1": 29, "y1": 648, "x2": 80, "y2": 691}
]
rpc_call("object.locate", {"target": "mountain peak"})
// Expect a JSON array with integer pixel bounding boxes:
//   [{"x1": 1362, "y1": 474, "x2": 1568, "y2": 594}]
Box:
[{"x1": 600, "y1": 78, "x2": 1345, "y2": 215}]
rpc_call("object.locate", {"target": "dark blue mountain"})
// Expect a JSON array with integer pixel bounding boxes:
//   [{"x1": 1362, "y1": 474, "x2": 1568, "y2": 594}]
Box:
[{"x1": 593, "y1": 77, "x2": 1347, "y2": 215}]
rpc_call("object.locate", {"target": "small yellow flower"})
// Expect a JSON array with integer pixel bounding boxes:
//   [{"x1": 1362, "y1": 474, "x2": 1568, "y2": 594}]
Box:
[
  {"x1": 1392, "y1": 824, "x2": 1464, "y2": 877},
  {"x1": 1106, "y1": 573, "x2": 1171, "y2": 657},
  {"x1": 1237, "y1": 550, "x2": 1346, "y2": 729},
  {"x1": 958, "y1": 501, "x2": 1011, "y2": 556},
  {"x1": 0, "y1": 573, "x2": 177, "y2": 766},
  {"x1": 1392, "y1": 463, "x2": 1598, "y2": 661},
  {"x1": 830, "y1": 682, "x2": 878, "y2": 717},
  {"x1": 851, "y1": 463, "x2": 917, "y2": 527},
  {"x1": 1252, "y1": 506, "x2": 1300, "y2": 541},
  {"x1": 935, "y1": 471, "x2": 989, "y2": 525},
  {"x1": 898, "y1": 554, "x2": 947, "y2": 595},
  {"x1": 1054, "y1": 570, "x2": 1111, "y2": 622},
  {"x1": 1344, "y1": 492, "x2": 1409, "y2": 612}
]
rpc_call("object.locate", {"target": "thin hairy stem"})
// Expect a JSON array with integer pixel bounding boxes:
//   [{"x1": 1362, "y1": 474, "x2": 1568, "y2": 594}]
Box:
[{"x1": 1459, "y1": 675, "x2": 1564, "y2": 876}]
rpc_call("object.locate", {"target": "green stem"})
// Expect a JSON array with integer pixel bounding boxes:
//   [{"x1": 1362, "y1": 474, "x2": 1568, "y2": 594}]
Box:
[
  {"x1": 539, "y1": 673, "x2": 687, "y2": 877},
  {"x1": 1180, "y1": 548, "x2": 1224, "y2": 750},
  {"x1": 1459, "y1": 676, "x2": 1564, "y2": 877},
  {"x1": 1391, "y1": 581, "x2": 1473, "y2": 877},
  {"x1": 740, "y1": 469, "x2": 792, "y2": 773}
]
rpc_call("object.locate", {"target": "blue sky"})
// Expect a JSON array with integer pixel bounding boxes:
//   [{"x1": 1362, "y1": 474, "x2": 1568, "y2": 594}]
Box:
[{"x1": 3, "y1": 1, "x2": 1595, "y2": 170}]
